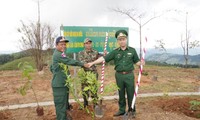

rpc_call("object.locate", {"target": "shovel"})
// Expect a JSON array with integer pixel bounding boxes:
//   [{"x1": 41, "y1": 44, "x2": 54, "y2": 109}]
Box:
[
  {"x1": 94, "y1": 33, "x2": 108, "y2": 118},
  {"x1": 122, "y1": 110, "x2": 136, "y2": 120},
  {"x1": 95, "y1": 99, "x2": 104, "y2": 118},
  {"x1": 122, "y1": 112, "x2": 130, "y2": 120},
  {"x1": 122, "y1": 42, "x2": 147, "y2": 120}
]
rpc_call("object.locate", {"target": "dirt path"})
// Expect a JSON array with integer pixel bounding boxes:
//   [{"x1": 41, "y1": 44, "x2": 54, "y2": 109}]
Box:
[{"x1": 1, "y1": 92, "x2": 200, "y2": 111}]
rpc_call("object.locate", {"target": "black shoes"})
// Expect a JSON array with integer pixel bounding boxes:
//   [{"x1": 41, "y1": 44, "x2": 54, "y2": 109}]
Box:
[
  {"x1": 67, "y1": 104, "x2": 73, "y2": 111},
  {"x1": 113, "y1": 111, "x2": 125, "y2": 116},
  {"x1": 113, "y1": 111, "x2": 136, "y2": 118},
  {"x1": 128, "y1": 108, "x2": 136, "y2": 118}
]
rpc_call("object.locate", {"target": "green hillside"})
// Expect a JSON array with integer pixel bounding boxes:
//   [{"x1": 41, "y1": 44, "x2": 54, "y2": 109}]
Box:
[
  {"x1": 0, "y1": 49, "x2": 55, "y2": 65},
  {"x1": 146, "y1": 53, "x2": 200, "y2": 65},
  {"x1": 0, "y1": 57, "x2": 36, "y2": 70}
]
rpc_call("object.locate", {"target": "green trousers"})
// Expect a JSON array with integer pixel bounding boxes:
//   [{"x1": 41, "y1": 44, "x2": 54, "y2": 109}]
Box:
[
  {"x1": 52, "y1": 87, "x2": 69, "y2": 120},
  {"x1": 115, "y1": 72, "x2": 136, "y2": 113}
]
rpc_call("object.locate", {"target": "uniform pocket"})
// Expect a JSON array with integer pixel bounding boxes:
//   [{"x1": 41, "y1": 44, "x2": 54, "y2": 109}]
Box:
[{"x1": 127, "y1": 53, "x2": 133, "y2": 59}]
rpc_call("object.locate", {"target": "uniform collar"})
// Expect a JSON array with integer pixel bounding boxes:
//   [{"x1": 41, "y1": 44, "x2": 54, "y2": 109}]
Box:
[
  {"x1": 56, "y1": 49, "x2": 66, "y2": 53},
  {"x1": 84, "y1": 48, "x2": 94, "y2": 52},
  {"x1": 118, "y1": 46, "x2": 129, "y2": 51}
]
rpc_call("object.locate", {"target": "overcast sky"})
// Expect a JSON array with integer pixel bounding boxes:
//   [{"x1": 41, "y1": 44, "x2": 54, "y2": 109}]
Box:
[{"x1": 0, "y1": 0, "x2": 200, "y2": 53}]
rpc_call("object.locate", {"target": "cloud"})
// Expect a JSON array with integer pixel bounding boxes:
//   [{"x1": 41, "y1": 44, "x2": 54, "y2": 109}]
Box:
[{"x1": 0, "y1": 0, "x2": 200, "y2": 52}]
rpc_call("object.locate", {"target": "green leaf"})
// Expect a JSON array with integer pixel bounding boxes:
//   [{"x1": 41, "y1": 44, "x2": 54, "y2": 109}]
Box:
[
  {"x1": 83, "y1": 87, "x2": 90, "y2": 91},
  {"x1": 85, "y1": 108, "x2": 90, "y2": 113},
  {"x1": 18, "y1": 87, "x2": 27, "y2": 96},
  {"x1": 60, "y1": 65, "x2": 97, "y2": 119},
  {"x1": 18, "y1": 62, "x2": 22, "y2": 69}
]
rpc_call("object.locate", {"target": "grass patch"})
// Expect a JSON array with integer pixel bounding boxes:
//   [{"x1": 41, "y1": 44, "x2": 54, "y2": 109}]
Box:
[{"x1": 0, "y1": 57, "x2": 36, "y2": 70}]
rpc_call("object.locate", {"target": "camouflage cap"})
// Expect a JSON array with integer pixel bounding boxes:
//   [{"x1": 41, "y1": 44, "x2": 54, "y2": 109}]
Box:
[
  {"x1": 84, "y1": 38, "x2": 92, "y2": 43},
  {"x1": 115, "y1": 30, "x2": 128, "y2": 39}
]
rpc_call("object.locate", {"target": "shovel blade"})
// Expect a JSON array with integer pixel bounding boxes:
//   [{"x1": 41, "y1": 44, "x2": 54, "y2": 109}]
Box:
[
  {"x1": 122, "y1": 111, "x2": 135, "y2": 120},
  {"x1": 95, "y1": 105, "x2": 104, "y2": 118},
  {"x1": 95, "y1": 100, "x2": 104, "y2": 118},
  {"x1": 122, "y1": 112, "x2": 129, "y2": 120}
]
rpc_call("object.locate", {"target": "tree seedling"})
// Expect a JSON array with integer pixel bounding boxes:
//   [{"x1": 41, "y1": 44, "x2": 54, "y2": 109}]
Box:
[{"x1": 18, "y1": 62, "x2": 44, "y2": 116}]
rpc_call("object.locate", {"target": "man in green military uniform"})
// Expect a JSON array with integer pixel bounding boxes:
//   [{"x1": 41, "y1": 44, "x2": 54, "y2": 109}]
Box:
[
  {"x1": 88, "y1": 30, "x2": 145, "y2": 117},
  {"x1": 78, "y1": 38, "x2": 100, "y2": 108},
  {"x1": 50, "y1": 36, "x2": 89, "y2": 120}
]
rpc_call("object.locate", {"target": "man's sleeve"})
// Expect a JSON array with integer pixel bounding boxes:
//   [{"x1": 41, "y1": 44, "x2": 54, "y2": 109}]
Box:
[
  {"x1": 50, "y1": 64, "x2": 53, "y2": 73},
  {"x1": 77, "y1": 52, "x2": 86, "y2": 63},
  {"x1": 60, "y1": 56, "x2": 84, "y2": 67},
  {"x1": 133, "y1": 49, "x2": 140, "y2": 63},
  {"x1": 103, "y1": 50, "x2": 115, "y2": 63}
]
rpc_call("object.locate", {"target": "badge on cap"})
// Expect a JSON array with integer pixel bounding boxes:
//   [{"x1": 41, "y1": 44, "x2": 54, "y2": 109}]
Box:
[{"x1": 117, "y1": 33, "x2": 127, "y2": 39}]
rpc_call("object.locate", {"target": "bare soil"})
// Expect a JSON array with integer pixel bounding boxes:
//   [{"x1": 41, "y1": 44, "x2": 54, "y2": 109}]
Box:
[
  {"x1": 1, "y1": 96, "x2": 200, "y2": 120},
  {"x1": 0, "y1": 65, "x2": 200, "y2": 120}
]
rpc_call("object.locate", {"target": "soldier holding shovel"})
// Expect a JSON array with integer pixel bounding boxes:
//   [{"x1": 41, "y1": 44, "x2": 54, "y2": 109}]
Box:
[{"x1": 88, "y1": 30, "x2": 145, "y2": 117}]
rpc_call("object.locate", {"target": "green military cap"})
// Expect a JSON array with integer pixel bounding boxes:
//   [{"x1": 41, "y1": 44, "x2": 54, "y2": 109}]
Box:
[
  {"x1": 84, "y1": 38, "x2": 92, "y2": 43},
  {"x1": 115, "y1": 30, "x2": 128, "y2": 39}
]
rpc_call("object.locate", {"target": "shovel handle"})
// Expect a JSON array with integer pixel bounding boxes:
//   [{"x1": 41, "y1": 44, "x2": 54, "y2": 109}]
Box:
[
  {"x1": 100, "y1": 32, "x2": 108, "y2": 94},
  {"x1": 100, "y1": 99, "x2": 103, "y2": 105},
  {"x1": 131, "y1": 37, "x2": 147, "y2": 109}
]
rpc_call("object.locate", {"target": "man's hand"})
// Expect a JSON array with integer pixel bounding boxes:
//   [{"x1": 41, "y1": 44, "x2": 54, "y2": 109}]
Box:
[
  {"x1": 136, "y1": 59, "x2": 145, "y2": 66},
  {"x1": 140, "y1": 59, "x2": 145, "y2": 65},
  {"x1": 103, "y1": 50, "x2": 107, "y2": 56},
  {"x1": 88, "y1": 62, "x2": 94, "y2": 68},
  {"x1": 86, "y1": 57, "x2": 105, "y2": 68},
  {"x1": 83, "y1": 63, "x2": 90, "y2": 68}
]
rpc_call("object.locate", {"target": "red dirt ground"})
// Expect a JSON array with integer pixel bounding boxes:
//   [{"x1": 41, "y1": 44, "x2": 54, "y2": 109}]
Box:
[
  {"x1": 0, "y1": 66, "x2": 200, "y2": 120},
  {"x1": 1, "y1": 96, "x2": 200, "y2": 120}
]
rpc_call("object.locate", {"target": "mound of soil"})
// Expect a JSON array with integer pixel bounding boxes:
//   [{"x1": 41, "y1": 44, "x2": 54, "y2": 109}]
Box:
[
  {"x1": 0, "y1": 111, "x2": 11, "y2": 119},
  {"x1": 153, "y1": 97, "x2": 200, "y2": 119},
  {"x1": 1, "y1": 97, "x2": 200, "y2": 120}
]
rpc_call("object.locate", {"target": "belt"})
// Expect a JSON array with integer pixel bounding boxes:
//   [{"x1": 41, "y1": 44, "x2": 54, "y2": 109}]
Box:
[{"x1": 117, "y1": 71, "x2": 133, "y2": 74}]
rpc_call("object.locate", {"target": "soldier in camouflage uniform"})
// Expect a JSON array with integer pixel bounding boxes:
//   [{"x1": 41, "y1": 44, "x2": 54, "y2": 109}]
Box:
[{"x1": 78, "y1": 38, "x2": 100, "y2": 108}]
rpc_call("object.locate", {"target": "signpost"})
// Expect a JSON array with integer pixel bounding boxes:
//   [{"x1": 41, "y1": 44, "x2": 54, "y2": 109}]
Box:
[
  {"x1": 61, "y1": 26, "x2": 129, "y2": 53},
  {"x1": 61, "y1": 26, "x2": 129, "y2": 99}
]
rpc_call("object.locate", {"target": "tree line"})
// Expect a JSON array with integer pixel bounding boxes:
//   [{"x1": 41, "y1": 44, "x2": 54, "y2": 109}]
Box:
[
  {"x1": 0, "y1": 51, "x2": 31, "y2": 65},
  {"x1": 147, "y1": 61, "x2": 200, "y2": 68}
]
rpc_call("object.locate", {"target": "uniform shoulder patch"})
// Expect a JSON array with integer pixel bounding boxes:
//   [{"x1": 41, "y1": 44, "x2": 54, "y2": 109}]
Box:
[
  {"x1": 128, "y1": 46, "x2": 134, "y2": 49},
  {"x1": 61, "y1": 52, "x2": 66, "y2": 57},
  {"x1": 114, "y1": 47, "x2": 120, "y2": 50}
]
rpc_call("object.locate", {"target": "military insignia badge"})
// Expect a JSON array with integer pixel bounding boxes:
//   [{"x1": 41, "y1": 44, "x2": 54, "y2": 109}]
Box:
[{"x1": 127, "y1": 53, "x2": 132, "y2": 55}]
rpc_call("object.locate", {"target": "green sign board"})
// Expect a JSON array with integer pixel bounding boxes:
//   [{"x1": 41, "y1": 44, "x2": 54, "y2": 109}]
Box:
[{"x1": 62, "y1": 26, "x2": 129, "y2": 53}]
